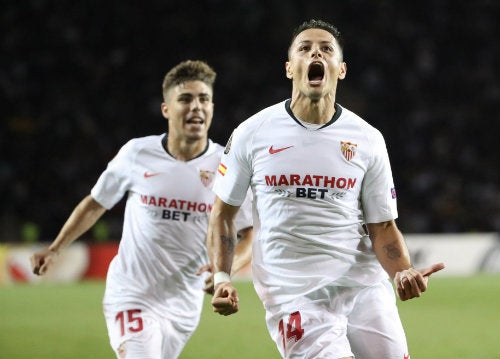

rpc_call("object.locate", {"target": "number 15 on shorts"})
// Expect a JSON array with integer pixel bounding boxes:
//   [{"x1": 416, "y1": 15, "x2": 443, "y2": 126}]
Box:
[
  {"x1": 116, "y1": 309, "x2": 144, "y2": 336},
  {"x1": 278, "y1": 311, "x2": 305, "y2": 351}
]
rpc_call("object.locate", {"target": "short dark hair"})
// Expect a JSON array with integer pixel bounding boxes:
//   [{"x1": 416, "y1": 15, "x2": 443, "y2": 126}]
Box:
[
  {"x1": 162, "y1": 60, "x2": 216, "y2": 100},
  {"x1": 289, "y1": 19, "x2": 344, "y2": 52}
]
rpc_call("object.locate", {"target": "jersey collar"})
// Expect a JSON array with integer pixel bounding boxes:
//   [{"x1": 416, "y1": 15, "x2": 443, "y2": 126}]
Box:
[
  {"x1": 161, "y1": 134, "x2": 210, "y2": 161},
  {"x1": 285, "y1": 99, "x2": 343, "y2": 129}
]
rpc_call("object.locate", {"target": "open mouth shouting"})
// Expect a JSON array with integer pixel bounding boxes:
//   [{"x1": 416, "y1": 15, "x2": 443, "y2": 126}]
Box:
[{"x1": 308, "y1": 62, "x2": 324, "y2": 86}]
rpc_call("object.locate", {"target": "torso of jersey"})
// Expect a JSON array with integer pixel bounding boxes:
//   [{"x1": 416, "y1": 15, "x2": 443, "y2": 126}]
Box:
[
  {"x1": 214, "y1": 100, "x2": 398, "y2": 308},
  {"x1": 91, "y1": 134, "x2": 250, "y2": 326}
]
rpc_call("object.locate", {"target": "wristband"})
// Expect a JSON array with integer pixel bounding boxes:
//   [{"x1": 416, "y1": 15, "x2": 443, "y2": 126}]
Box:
[{"x1": 214, "y1": 271, "x2": 231, "y2": 286}]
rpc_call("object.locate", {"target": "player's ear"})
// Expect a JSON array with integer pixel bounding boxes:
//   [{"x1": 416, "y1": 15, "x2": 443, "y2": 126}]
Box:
[
  {"x1": 161, "y1": 102, "x2": 169, "y2": 119},
  {"x1": 285, "y1": 61, "x2": 293, "y2": 79},
  {"x1": 338, "y1": 62, "x2": 347, "y2": 80}
]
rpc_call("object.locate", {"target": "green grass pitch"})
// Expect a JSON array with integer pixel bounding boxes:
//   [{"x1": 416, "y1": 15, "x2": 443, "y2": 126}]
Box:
[{"x1": 1, "y1": 275, "x2": 499, "y2": 358}]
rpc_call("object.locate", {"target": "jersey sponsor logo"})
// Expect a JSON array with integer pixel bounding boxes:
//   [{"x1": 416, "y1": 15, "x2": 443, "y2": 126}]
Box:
[
  {"x1": 140, "y1": 195, "x2": 213, "y2": 212},
  {"x1": 218, "y1": 163, "x2": 227, "y2": 176},
  {"x1": 199, "y1": 170, "x2": 215, "y2": 187},
  {"x1": 144, "y1": 172, "x2": 160, "y2": 178},
  {"x1": 265, "y1": 174, "x2": 357, "y2": 189},
  {"x1": 269, "y1": 145, "x2": 294, "y2": 154},
  {"x1": 340, "y1": 141, "x2": 357, "y2": 161},
  {"x1": 265, "y1": 174, "x2": 356, "y2": 200},
  {"x1": 274, "y1": 187, "x2": 347, "y2": 200}
]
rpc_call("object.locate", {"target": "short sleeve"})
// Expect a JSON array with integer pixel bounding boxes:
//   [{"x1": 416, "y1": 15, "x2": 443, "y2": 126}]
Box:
[
  {"x1": 234, "y1": 188, "x2": 253, "y2": 231},
  {"x1": 213, "y1": 127, "x2": 253, "y2": 206},
  {"x1": 361, "y1": 130, "x2": 398, "y2": 223},
  {"x1": 90, "y1": 141, "x2": 134, "y2": 209}
]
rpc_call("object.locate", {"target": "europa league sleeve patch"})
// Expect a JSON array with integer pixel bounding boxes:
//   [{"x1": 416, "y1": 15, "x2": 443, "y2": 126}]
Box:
[
  {"x1": 224, "y1": 132, "x2": 233, "y2": 154},
  {"x1": 391, "y1": 187, "x2": 397, "y2": 199}
]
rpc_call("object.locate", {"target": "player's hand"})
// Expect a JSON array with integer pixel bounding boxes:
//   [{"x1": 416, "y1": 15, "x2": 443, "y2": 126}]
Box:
[
  {"x1": 211, "y1": 282, "x2": 239, "y2": 316},
  {"x1": 30, "y1": 248, "x2": 58, "y2": 276},
  {"x1": 196, "y1": 264, "x2": 215, "y2": 295},
  {"x1": 394, "y1": 262, "x2": 445, "y2": 301}
]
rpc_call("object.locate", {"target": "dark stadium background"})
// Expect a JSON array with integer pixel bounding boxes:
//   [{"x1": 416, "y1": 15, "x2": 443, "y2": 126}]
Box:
[{"x1": 1, "y1": 0, "x2": 498, "y2": 242}]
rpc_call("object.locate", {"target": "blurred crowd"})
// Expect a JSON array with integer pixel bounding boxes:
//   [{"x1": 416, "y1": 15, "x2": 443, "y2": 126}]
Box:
[{"x1": 1, "y1": 0, "x2": 499, "y2": 242}]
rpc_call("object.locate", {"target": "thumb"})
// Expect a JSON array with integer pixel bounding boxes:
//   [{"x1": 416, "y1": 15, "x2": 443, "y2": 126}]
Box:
[
  {"x1": 421, "y1": 262, "x2": 445, "y2": 277},
  {"x1": 39, "y1": 262, "x2": 49, "y2": 275}
]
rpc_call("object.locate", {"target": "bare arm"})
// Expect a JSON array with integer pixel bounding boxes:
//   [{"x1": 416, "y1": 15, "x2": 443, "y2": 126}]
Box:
[
  {"x1": 367, "y1": 220, "x2": 411, "y2": 279},
  {"x1": 31, "y1": 194, "x2": 106, "y2": 275},
  {"x1": 207, "y1": 196, "x2": 241, "y2": 276},
  {"x1": 198, "y1": 226, "x2": 253, "y2": 295},
  {"x1": 231, "y1": 226, "x2": 253, "y2": 275},
  {"x1": 207, "y1": 196, "x2": 242, "y2": 315},
  {"x1": 368, "y1": 220, "x2": 445, "y2": 301}
]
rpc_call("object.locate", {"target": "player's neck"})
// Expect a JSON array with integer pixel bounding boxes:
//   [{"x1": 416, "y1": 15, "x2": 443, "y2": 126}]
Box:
[
  {"x1": 290, "y1": 93, "x2": 336, "y2": 125},
  {"x1": 166, "y1": 136, "x2": 208, "y2": 161}
]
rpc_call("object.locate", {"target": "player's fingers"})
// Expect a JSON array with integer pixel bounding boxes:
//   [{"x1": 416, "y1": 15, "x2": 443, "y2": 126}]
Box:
[
  {"x1": 398, "y1": 269, "x2": 422, "y2": 299},
  {"x1": 203, "y1": 282, "x2": 215, "y2": 295},
  {"x1": 408, "y1": 268, "x2": 425, "y2": 296},
  {"x1": 39, "y1": 262, "x2": 50, "y2": 275},
  {"x1": 397, "y1": 285, "x2": 410, "y2": 301},
  {"x1": 212, "y1": 296, "x2": 229, "y2": 307},
  {"x1": 31, "y1": 255, "x2": 43, "y2": 275},
  {"x1": 212, "y1": 295, "x2": 238, "y2": 307},
  {"x1": 33, "y1": 265, "x2": 41, "y2": 275},
  {"x1": 214, "y1": 284, "x2": 239, "y2": 300},
  {"x1": 196, "y1": 264, "x2": 212, "y2": 275},
  {"x1": 213, "y1": 304, "x2": 237, "y2": 315},
  {"x1": 400, "y1": 277, "x2": 419, "y2": 299},
  {"x1": 398, "y1": 269, "x2": 411, "y2": 290},
  {"x1": 215, "y1": 304, "x2": 239, "y2": 316},
  {"x1": 420, "y1": 262, "x2": 445, "y2": 277},
  {"x1": 221, "y1": 303, "x2": 239, "y2": 316},
  {"x1": 211, "y1": 297, "x2": 239, "y2": 315}
]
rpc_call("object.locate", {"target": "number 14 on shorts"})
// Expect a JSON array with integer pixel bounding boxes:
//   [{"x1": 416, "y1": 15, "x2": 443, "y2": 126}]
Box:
[{"x1": 278, "y1": 311, "x2": 305, "y2": 350}]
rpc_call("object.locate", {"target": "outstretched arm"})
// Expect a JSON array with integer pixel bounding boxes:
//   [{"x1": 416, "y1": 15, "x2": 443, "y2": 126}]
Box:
[
  {"x1": 368, "y1": 220, "x2": 445, "y2": 301},
  {"x1": 30, "y1": 194, "x2": 106, "y2": 275},
  {"x1": 207, "y1": 196, "x2": 242, "y2": 315}
]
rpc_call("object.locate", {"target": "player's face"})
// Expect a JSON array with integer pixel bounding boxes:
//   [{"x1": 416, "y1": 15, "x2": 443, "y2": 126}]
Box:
[
  {"x1": 161, "y1": 80, "x2": 214, "y2": 142},
  {"x1": 286, "y1": 28, "x2": 346, "y2": 101}
]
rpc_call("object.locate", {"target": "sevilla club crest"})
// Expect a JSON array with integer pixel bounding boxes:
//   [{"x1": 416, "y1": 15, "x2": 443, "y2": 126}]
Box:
[
  {"x1": 199, "y1": 170, "x2": 215, "y2": 187},
  {"x1": 340, "y1": 141, "x2": 357, "y2": 161}
]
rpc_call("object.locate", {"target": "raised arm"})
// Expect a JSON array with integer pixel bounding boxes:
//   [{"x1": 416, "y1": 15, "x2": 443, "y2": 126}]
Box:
[
  {"x1": 31, "y1": 194, "x2": 106, "y2": 275},
  {"x1": 367, "y1": 220, "x2": 445, "y2": 301}
]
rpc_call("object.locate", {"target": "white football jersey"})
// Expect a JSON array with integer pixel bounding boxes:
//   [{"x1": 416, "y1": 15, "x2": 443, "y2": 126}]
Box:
[
  {"x1": 91, "y1": 134, "x2": 252, "y2": 327},
  {"x1": 214, "y1": 100, "x2": 398, "y2": 308}
]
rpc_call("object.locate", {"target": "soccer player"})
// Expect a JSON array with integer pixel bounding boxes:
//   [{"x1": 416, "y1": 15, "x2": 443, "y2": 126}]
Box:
[
  {"x1": 30, "y1": 60, "x2": 253, "y2": 359},
  {"x1": 207, "y1": 20, "x2": 444, "y2": 359}
]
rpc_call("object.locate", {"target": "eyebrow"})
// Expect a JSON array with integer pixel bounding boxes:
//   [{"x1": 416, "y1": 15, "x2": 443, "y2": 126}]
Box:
[
  {"x1": 178, "y1": 91, "x2": 210, "y2": 95},
  {"x1": 296, "y1": 40, "x2": 335, "y2": 46},
  {"x1": 177, "y1": 92, "x2": 211, "y2": 99}
]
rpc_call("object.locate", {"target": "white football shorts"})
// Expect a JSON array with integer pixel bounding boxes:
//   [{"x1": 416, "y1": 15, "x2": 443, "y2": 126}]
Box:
[
  {"x1": 265, "y1": 280, "x2": 409, "y2": 359},
  {"x1": 104, "y1": 304, "x2": 193, "y2": 359}
]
